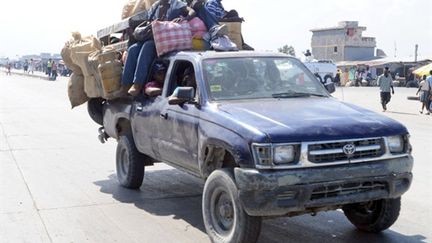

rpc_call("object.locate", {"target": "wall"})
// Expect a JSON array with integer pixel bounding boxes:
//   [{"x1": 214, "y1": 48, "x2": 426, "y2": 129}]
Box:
[
  {"x1": 344, "y1": 47, "x2": 375, "y2": 61},
  {"x1": 311, "y1": 29, "x2": 346, "y2": 61}
]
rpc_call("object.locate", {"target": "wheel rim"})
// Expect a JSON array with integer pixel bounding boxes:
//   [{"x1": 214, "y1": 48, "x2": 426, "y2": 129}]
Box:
[
  {"x1": 357, "y1": 201, "x2": 379, "y2": 215},
  {"x1": 120, "y1": 148, "x2": 129, "y2": 177},
  {"x1": 210, "y1": 187, "x2": 235, "y2": 236}
]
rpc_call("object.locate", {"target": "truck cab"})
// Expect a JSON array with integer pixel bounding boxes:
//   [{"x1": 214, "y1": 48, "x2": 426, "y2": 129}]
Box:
[{"x1": 98, "y1": 50, "x2": 412, "y2": 243}]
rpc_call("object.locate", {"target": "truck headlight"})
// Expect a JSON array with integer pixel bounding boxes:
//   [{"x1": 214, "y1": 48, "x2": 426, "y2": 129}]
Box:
[
  {"x1": 388, "y1": 136, "x2": 404, "y2": 153},
  {"x1": 274, "y1": 145, "x2": 297, "y2": 164}
]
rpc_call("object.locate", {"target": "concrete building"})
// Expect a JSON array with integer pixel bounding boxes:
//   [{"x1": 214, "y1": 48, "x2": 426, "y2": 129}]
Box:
[{"x1": 311, "y1": 21, "x2": 377, "y2": 62}]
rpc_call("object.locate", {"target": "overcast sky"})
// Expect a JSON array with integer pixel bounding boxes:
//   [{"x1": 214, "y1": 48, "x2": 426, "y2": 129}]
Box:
[{"x1": 0, "y1": 0, "x2": 431, "y2": 59}]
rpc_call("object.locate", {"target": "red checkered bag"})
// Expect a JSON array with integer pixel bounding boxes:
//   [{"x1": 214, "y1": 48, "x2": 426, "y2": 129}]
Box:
[
  {"x1": 188, "y1": 17, "x2": 207, "y2": 38},
  {"x1": 152, "y1": 21, "x2": 192, "y2": 57}
]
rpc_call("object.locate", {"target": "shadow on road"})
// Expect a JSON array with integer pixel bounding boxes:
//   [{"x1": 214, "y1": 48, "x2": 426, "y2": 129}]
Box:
[{"x1": 94, "y1": 168, "x2": 427, "y2": 243}]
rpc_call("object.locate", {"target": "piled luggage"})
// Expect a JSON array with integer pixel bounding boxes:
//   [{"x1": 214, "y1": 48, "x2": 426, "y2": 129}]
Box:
[
  {"x1": 64, "y1": 0, "x2": 248, "y2": 108},
  {"x1": 62, "y1": 32, "x2": 123, "y2": 108}
]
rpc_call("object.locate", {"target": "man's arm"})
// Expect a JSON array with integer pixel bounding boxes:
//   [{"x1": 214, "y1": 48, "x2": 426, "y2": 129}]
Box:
[{"x1": 175, "y1": 6, "x2": 196, "y2": 22}]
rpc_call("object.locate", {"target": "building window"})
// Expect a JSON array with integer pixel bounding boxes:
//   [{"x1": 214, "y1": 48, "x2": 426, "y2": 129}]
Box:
[{"x1": 334, "y1": 46, "x2": 338, "y2": 53}]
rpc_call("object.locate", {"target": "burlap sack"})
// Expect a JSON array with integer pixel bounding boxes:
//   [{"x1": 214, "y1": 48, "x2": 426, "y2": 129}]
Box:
[
  {"x1": 122, "y1": 0, "x2": 137, "y2": 19},
  {"x1": 68, "y1": 73, "x2": 88, "y2": 108},
  {"x1": 69, "y1": 36, "x2": 101, "y2": 79},
  {"x1": 99, "y1": 61, "x2": 122, "y2": 94},
  {"x1": 84, "y1": 74, "x2": 105, "y2": 98},
  {"x1": 131, "y1": 0, "x2": 147, "y2": 16},
  {"x1": 220, "y1": 22, "x2": 242, "y2": 50},
  {"x1": 86, "y1": 49, "x2": 122, "y2": 99},
  {"x1": 61, "y1": 44, "x2": 83, "y2": 75}
]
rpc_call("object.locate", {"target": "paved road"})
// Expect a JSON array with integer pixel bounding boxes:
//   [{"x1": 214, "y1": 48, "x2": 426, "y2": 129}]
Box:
[{"x1": 0, "y1": 73, "x2": 430, "y2": 243}]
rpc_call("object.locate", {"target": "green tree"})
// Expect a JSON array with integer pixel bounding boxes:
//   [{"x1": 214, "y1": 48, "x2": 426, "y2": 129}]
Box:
[{"x1": 278, "y1": 45, "x2": 296, "y2": 56}]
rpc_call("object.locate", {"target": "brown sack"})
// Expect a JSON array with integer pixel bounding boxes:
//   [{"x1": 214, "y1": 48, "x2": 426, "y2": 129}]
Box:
[
  {"x1": 99, "y1": 61, "x2": 122, "y2": 94},
  {"x1": 84, "y1": 75, "x2": 105, "y2": 98},
  {"x1": 122, "y1": 0, "x2": 137, "y2": 19},
  {"x1": 220, "y1": 22, "x2": 243, "y2": 50},
  {"x1": 68, "y1": 73, "x2": 88, "y2": 109},
  {"x1": 61, "y1": 44, "x2": 83, "y2": 75},
  {"x1": 131, "y1": 0, "x2": 147, "y2": 16},
  {"x1": 70, "y1": 51, "x2": 94, "y2": 77},
  {"x1": 69, "y1": 36, "x2": 101, "y2": 77}
]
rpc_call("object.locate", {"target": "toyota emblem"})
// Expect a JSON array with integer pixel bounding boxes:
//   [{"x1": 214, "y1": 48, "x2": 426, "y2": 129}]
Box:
[{"x1": 343, "y1": 143, "x2": 356, "y2": 155}]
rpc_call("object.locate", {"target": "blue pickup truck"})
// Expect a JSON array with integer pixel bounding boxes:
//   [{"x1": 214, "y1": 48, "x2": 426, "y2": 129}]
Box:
[{"x1": 90, "y1": 51, "x2": 413, "y2": 243}]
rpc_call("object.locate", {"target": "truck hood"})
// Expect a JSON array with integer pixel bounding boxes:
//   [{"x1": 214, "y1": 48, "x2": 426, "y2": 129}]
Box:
[{"x1": 217, "y1": 97, "x2": 407, "y2": 143}]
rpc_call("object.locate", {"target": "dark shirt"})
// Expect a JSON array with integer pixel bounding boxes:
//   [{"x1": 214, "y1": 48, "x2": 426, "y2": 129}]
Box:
[{"x1": 148, "y1": 0, "x2": 188, "y2": 21}]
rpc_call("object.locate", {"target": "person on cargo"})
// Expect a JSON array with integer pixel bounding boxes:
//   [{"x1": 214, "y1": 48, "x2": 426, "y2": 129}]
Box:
[
  {"x1": 122, "y1": 0, "x2": 196, "y2": 96},
  {"x1": 185, "y1": 0, "x2": 228, "y2": 38},
  {"x1": 203, "y1": 0, "x2": 253, "y2": 50},
  {"x1": 144, "y1": 63, "x2": 167, "y2": 97}
]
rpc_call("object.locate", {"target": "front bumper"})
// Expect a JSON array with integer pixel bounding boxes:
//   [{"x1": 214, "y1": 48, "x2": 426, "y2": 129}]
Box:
[{"x1": 234, "y1": 156, "x2": 413, "y2": 217}]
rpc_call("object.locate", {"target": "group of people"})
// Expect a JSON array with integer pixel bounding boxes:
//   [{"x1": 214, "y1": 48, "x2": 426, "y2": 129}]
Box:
[
  {"x1": 22, "y1": 59, "x2": 36, "y2": 74},
  {"x1": 416, "y1": 70, "x2": 432, "y2": 115},
  {"x1": 378, "y1": 67, "x2": 432, "y2": 115},
  {"x1": 46, "y1": 59, "x2": 58, "y2": 80},
  {"x1": 121, "y1": 0, "x2": 238, "y2": 97}
]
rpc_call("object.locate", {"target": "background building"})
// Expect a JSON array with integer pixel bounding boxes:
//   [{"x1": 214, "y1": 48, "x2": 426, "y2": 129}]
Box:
[{"x1": 311, "y1": 21, "x2": 377, "y2": 62}]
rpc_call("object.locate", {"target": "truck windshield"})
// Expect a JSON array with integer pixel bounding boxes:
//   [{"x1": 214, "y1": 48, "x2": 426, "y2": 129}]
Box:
[{"x1": 202, "y1": 57, "x2": 329, "y2": 101}]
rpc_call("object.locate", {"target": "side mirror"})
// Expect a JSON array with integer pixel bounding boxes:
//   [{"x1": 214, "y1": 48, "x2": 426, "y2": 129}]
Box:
[
  {"x1": 168, "y1": 87, "x2": 195, "y2": 105},
  {"x1": 325, "y1": 82, "x2": 336, "y2": 94}
]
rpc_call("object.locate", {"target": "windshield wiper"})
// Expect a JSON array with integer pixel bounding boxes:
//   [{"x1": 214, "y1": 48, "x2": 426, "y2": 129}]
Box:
[{"x1": 272, "y1": 91, "x2": 327, "y2": 98}]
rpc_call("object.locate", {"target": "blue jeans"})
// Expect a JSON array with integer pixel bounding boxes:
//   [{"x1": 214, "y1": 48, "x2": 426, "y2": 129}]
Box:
[
  {"x1": 195, "y1": 6, "x2": 219, "y2": 30},
  {"x1": 122, "y1": 40, "x2": 156, "y2": 86}
]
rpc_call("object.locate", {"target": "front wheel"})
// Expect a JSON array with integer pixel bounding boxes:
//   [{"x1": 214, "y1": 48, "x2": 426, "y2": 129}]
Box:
[
  {"x1": 202, "y1": 169, "x2": 262, "y2": 243},
  {"x1": 343, "y1": 197, "x2": 401, "y2": 233},
  {"x1": 116, "y1": 135, "x2": 145, "y2": 189}
]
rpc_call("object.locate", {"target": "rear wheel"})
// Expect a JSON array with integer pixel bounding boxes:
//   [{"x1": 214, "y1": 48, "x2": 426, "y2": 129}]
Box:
[
  {"x1": 343, "y1": 197, "x2": 401, "y2": 233},
  {"x1": 202, "y1": 169, "x2": 262, "y2": 243},
  {"x1": 116, "y1": 135, "x2": 145, "y2": 189},
  {"x1": 87, "y1": 98, "x2": 104, "y2": 125}
]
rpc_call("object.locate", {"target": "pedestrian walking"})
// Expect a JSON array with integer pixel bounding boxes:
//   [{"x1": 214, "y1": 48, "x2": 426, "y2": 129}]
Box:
[
  {"x1": 6, "y1": 62, "x2": 12, "y2": 75},
  {"x1": 23, "y1": 59, "x2": 29, "y2": 73},
  {"x1": 46, "y1": 58, "x2": 53, "y2": 77},
  {"x1": 416, "y1": 75, "x2": 430, "y2": 114},
  {"x1": 28, "y1": 59, "x2": 35, "y2": 74},
  {"x1": 377, "y1": 67, "x2": 395, "y2": 112},
  {"x1": 427, "y1": 70, "x2": 432, "y2": 113},
  {"x1": 51, "y1": 61, "x2": 58, "y2": 81}
]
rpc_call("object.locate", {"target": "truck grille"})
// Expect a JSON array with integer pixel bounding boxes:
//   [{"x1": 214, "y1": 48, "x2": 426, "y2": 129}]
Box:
[
  {"x1": 308, "y1": 138, "x2": 384, "y2": 163},
  {"x1": 310, "y1": 181, "x2": 387, "y2": 200}
]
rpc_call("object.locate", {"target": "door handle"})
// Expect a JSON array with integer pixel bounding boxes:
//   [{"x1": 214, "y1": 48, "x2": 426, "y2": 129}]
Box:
[{"x1": 160, "y1": 113, "x2": 168, "y2": 119}]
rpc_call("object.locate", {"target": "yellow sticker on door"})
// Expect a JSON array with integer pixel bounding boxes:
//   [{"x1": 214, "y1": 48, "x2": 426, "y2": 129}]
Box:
[{"x1": 210, "y1": 85, "x2": 222, "y2": 92}]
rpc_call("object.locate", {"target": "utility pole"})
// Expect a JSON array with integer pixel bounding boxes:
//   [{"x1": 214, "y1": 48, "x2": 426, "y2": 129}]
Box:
[{"x1": 414, "y1": 44, "x2": 418, "y2": 62}]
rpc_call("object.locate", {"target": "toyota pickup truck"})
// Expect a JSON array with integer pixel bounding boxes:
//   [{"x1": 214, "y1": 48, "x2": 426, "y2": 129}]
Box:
[{"x1": 89, "y1": 51, "x2": 413, "y2": 243}]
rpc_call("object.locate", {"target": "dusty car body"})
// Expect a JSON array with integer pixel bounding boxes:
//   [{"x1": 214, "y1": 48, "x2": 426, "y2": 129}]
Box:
[{"x1": 93, "y1": 51, "x2": 413, "y2": 243}]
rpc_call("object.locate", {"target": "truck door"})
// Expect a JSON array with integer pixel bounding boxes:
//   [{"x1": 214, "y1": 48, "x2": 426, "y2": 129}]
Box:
[
  {"x1": 132, "y1": 96, "x2": 167, "y2": 159},
  {"x1": 156, "y1": 60, "x2": 200, "y2": 172}
]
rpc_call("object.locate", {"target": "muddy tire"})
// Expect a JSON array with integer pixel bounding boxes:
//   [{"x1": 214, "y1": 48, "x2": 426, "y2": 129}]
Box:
[
  {"x1": 324, "y1": 74, "x2": 334, "y2": 85},
  {"x1": 87, "y1": 98, "x2": 104, "y2": 125},
  {"x1": 116, "y1": 135, "x2": 145, "y2": 189},
  {"x1": 343, "y1": 197, "x2": 401, "y2": 233},
  {"x1": 202, "y1": 169, "x2": 262, "y2": 243}
]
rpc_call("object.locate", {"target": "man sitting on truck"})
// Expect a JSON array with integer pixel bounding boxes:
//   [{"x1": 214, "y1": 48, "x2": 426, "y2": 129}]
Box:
[
  {"x1": 123, "y1": 0, "x2": 229, "y2": 97},
  {"x1": 122, "y1": 0, "x2": 196, "y2": 96}
]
